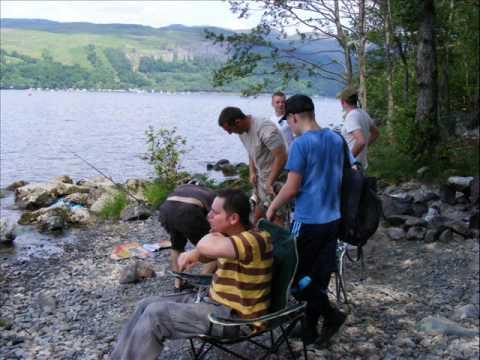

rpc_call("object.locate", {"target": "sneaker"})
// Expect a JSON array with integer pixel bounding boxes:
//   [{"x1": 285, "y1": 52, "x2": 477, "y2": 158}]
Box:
[
  {"x1": 318, "y1": 310, "x2": 347, "y2": 346},
  {"x1": 290, "y1": 321, "x2": 318, "y2": 345}
]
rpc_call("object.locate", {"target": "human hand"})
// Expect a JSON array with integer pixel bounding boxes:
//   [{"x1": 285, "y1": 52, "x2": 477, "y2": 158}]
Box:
[
  {"x1": 178, "y1": 250, "x2": 199, "y2": 272},
  {"x1": 266, "y1": 205, "x2": 276, "y2": 222},
  {"x1": 265, "y1": 183, "x2": 275, "y2": 197}
]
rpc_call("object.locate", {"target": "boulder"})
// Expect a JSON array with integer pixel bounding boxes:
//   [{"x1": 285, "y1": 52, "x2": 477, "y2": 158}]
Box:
[
  {"x1": 15, "y1": 183, "x2": 58, "y2": 210},
  {"x1": 406, "y1": 226, "x2": 426, "y2": 240},
  {"x1": 120, "y1": 204, "x2": 152, "y2": 221},
  {"x1": 90, "y1": 192, "x2": 117, "y2": 214},
  {"x1": 67, "y1": 207, "x2": 92, "y2": 226},
  {"x1": 424, "y1": 229, "x2": 438, "y2": 243},
  {"x1": 416, "y1": 166, "x2": 430, "y2": 178},
  {"x1": 417, "y1": 316, "x2": 478, "y2": 337},
  {"x1": 52, "y1": 183, "x2": 90, "y2": 197},
  {"x1": 412, "y1": 202, "x2": 428, "y2": 217},
  {"x1": 206, "y1": 163, "x2": 215, "y2": 171},
  {"x1": 221, "y1": 164, "x2": 237, "y2": 177},
  {"x1": 384, "y1": 215, "x2": 426, "y2": 227},
  {"x1": 469, "y1": 211, "x2": 479, "y2": 229},
  {"x1": 386, "y1": 227, "x2": 406, "y2": 241},
  {"x1": 36, "y1": 207, "x2": 68, "y2": 233},
  {"x1": 6, "y1": 180, "x2": 29, "y2": 191},
  {"x1": 119, "y1": 261, "x2": 156, "y2": 284},
  {"x1": 54, "y1": 175, "x2": 74, "y2": 184},
  {"x1": 470, "y1": 176, "x2": 479, "y2": 204},
  {"x1": 64, "y1": 192, "x2": 90, "y2": 206},
  {"x1": 0, "y1": 219, "x2": 16, "y2": 244},
  {"x1": 382, "y1": 195, "x2": 414, "y2": 217},
  {"x1": 438, "y1": 229, "x2": 453, "y2": 242},
  {"x1": 440, "y1": 185, "x2": 456, "y2": 205},
  {"x1": 448, "y1": 176, "x2": 474, "y2": 193},
  {"x1": 213, "y1": 159, "x2": 230, "y2": 171},
  {"x1": 453, "y1": 304, "x2": 479, "y2": 321}
]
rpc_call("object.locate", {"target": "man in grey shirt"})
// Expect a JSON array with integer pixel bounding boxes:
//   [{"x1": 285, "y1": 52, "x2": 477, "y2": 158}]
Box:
[
  {"x1": 338, "y1": 87, "x2": 380, "y2": 170},
  {"x1": 218, "y1": 106, "x2": 287, "y2": 223}
]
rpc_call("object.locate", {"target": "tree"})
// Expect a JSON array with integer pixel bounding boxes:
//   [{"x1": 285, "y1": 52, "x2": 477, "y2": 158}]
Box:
[
  {"x1": 206, "y1": 0, "x2": 368, "y2": 95},
  {"x1": 414, "y1": 0, "x2": 439, "y2": 160}
]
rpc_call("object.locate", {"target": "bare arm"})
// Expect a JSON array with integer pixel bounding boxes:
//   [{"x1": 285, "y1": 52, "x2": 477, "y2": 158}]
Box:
[
  {"x1": 266, "y1": 145, "x2": 288, "y2": 195},
  {"x1": 368, "y1": 125, "x2": 380, "y2": 145},
  {"x1": 266, "y1": 171, "x2": 302, "y2": 221},
  {"x1": 177, "y1": 233, "x2": 235, "y2": 271},
  {"x1": 350, "y1": 129, "x2": 367, "y2": 157},
  {"x1": 249, "y1": 157, "x2": 257, "y2": 186}
]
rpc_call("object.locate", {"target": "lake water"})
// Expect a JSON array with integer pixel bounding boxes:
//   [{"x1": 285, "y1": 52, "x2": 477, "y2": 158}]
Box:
[
  {"x1": 0, "y1": 90, "x2": 343, "y2": 188},
  {"x1": 0, "y1": 90, "x2": 343, "y2": 259}
]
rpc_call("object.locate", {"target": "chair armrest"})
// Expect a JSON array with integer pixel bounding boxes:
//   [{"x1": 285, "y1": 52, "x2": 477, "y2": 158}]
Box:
[
  {"x1": 168, "y1": 271, "x2": 212, "y2": 287},
  {"x1": 208, "y1": 302, "x2": 306, "y2": 327}
]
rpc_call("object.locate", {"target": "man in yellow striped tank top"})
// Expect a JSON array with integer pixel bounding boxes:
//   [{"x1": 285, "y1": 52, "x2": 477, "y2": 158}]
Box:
[{"x1": 111, "y1": 189, "x2": 273, "y2": 360}]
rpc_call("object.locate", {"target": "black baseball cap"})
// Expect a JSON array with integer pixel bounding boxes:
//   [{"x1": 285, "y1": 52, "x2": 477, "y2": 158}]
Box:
[{"x1": 285, "y1": 94, "x2": 315, "y2": 115}]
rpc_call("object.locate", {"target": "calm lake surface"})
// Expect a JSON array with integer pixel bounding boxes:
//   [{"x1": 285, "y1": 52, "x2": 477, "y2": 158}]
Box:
[
  {"x1": 0, "y1": 90, "x2": 343, "y2": 259},
  {"x1": 0, "y1": 90, "x2": 343, "y2": 187}
]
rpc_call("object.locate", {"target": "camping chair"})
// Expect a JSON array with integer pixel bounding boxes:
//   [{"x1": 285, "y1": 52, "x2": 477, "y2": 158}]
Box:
[{"x1": 172, "y1": 219, "x2": 308, "y2": 360}]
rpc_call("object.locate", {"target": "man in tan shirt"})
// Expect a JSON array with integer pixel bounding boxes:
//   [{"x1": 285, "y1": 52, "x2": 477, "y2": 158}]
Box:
[{"x1": 218, "y1": 106, "x2": 287, "y2": 223}]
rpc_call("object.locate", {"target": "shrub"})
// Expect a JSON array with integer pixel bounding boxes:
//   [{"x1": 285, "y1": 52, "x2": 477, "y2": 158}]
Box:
[
  {"x1": 143, "y1": 126, "x2": 187, "y2": 187},
  {"x1": 99, "y1": 191, "x2": 128, "y2": 220},
  {"x1": 144, "y1": 181, "x2": 175, "y2": 209}
]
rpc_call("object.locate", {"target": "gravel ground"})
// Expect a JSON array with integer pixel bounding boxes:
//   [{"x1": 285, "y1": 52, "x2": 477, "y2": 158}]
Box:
[{"x1": 1, "y1": 216, "x2": 479, "y2": 359}]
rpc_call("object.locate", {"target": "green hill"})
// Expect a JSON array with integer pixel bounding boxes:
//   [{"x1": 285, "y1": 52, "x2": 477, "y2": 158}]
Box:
[{"x1": 0, "y1": 19, "x2": 341, "y2": 95}]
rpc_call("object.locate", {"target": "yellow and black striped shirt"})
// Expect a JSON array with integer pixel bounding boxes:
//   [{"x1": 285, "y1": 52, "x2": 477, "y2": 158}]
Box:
[{"x1": 209, "y1": 230, "x2": 273, "y2": 319}]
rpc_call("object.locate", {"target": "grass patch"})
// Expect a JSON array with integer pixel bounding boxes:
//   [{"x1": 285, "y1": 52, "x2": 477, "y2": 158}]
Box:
[
  {"x1": 99, "y1": 191, "x2": 128, "y2": 220},
  {"x1": 144, "y1": 181, "x2": 175, "y2": 209}
]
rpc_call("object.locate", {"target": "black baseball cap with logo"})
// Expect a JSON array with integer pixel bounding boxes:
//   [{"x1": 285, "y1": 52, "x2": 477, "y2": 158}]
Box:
[{"x1": 285, "y1": 94, "x2": 315, "y2": 115}]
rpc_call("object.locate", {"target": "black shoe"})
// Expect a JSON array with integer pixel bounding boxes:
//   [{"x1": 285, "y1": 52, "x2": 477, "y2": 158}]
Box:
[
  {"x1": 318, "y1": 310, "x2": 347, "y2": 346},
  {"x1": 290, "y1": 322, "x2": 318, "y2": 345}
]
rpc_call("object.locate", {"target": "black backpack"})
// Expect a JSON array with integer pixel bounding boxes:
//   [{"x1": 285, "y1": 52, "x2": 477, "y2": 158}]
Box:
[{"x1": 338, "y1": 138, "x2": 382, "y2": 248}]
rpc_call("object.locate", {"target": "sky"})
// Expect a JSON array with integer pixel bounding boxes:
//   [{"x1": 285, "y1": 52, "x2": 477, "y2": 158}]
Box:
[{"x1": 0, "y1": 0, "x2": 263, "y2": 30}]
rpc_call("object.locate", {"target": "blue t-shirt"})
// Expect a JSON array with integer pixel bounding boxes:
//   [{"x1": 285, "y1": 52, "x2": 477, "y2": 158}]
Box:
[{"x1": 286, "y1": 129, "x2": 344, "y2": 224}]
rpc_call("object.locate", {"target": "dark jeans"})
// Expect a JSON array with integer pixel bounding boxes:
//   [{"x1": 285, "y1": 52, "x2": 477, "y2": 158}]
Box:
[{"x1": 292, "y1": 219, "x2": 340, "y2": 327}]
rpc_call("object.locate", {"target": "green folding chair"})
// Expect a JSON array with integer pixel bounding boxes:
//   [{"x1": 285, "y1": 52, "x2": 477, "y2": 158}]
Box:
[{"x1": 173, "y1": 219, "x2": 307, "y2": 360}]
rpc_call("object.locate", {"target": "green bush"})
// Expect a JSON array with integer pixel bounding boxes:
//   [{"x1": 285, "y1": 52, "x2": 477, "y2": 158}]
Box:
[
  {"x1": 143, "y1": 126, "x2": 187, "y2": 187},
  {"x1": 144, "y1": 181, "x2": 175, "y2": 209},
  {"x1": 99, "y1": 191, "x2": 128, "y2": 220}
]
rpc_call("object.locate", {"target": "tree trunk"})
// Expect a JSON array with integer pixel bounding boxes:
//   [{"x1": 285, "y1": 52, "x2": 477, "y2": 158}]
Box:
[
  {"x1": 383, "y1": 0, "x2": 395, "y2": 139},
  {"x1": 415, "y1": 0, "x2": 439, "y2": 160},
  {"x1": 334, "y1": 0, "x2": 353, "y2": 85},
  {"x1": 357, "y1": 0, "x2": 368, "y2": 110}
]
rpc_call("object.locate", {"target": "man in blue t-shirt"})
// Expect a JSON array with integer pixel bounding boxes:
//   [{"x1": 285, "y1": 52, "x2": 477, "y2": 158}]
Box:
[{"x1": 266, "y1": 94, "x2": 347, "y2": 347}]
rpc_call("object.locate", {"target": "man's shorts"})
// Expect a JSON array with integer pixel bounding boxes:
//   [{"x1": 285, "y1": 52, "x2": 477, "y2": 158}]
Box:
[{"x1": 158, "y1": 200, "x2": 210, "y2": 252}]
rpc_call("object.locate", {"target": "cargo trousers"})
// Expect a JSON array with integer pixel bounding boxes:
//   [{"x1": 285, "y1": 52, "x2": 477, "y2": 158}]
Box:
[{"x1": 110, "y1": 293, "x2": 231, "y2": 360}]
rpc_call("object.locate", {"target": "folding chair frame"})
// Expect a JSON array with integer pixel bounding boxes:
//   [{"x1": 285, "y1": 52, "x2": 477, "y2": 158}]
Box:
[{"x1": 188, "y1": 302, "x2": 308, "y2": 360}]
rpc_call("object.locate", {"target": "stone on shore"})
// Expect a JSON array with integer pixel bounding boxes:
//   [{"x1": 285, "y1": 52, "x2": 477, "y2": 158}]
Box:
[
  {"x1": 120, "y1": 204, "x2": 152, "y2": 221},
  {"x1": 0, "y1": 219, "x2": 16, "y2": 244},
  {"x1": 448, "y1": 176, "x2": 474, "y2": 193},
  {"x1": 417, "y1": 316, "x2": 478, "y2": 337},
  {"x1": 6, "y1": 180, "x2": 29, "y2": 191},
  {"x1": 119, "y1": 261, "x2": 156, "y2": 284}
]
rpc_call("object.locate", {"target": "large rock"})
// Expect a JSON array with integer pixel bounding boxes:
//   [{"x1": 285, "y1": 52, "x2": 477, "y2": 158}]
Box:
[
  {"x1": 6, "y1": 180, "x2": 29, "y2": 191},
  {"x1": 406, "y1": 226, "x2": 426, "y2": 240},
  {"x1": 36, "y1": 207, "x2": 68, "y2": 233},
  {"x1": 417, "y1": 316, "x2": 478, "y2": 337},
  {"x1": 470, "y1": 176, "x2": 480, "y2": 204},
  {"x1": 448, "y1": 176, "x2": 474, "y2": 193},
  {"x1": 54, "y1": 175, "x2": 73, "y2": 184},
  {"x1": 213, "y1": 159, "x2": 230, "y2": 171},
  {"x1": 120, "y1": 204, "x2": 152, "y2": 221},
  {"x1": 0, "y1": 219, "x2": 16, "y2": 244},
  {"x1": 64, "y1": 192, "x2": 90, "y2": 206},
  {"x1": 440, "y1": 185, "x2": 456, "y2": 205},
  {"x1": 15, "y1": 183, "x2": 58, "y2": 210},
  {"x1": 386, "y1": 227, "x2": 406, "y2": 241},
  {"x1": 52, "y1": 182, "x2": 90, "y2": 197},
  {"x1": 67, "y1": 207, "x2": 92, "y2": 226},
  {"x1": 382, "y1": 195, "x2": 414, "y2": 217},
  {"x1": 119, "y1": 261, "x2": 156, "y2": 284},
  {"x1": 90, "y1": 192, "x2": 118, "y2": 214}
]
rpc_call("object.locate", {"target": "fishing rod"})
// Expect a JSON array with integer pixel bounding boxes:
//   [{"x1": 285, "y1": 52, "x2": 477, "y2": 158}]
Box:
[{"x1": 60, "y1": 145, "x2": 145, "y2": 204}]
